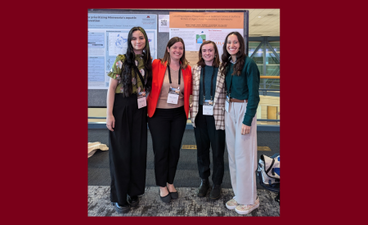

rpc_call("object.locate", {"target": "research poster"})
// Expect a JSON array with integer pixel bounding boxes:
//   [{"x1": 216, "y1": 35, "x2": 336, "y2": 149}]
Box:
[
  {"x1": 169, "y1": 12, "x2": 244, "y2": 67},
  {"x1": 88, "y1": 14, "x2": 157, "y2": 89}
]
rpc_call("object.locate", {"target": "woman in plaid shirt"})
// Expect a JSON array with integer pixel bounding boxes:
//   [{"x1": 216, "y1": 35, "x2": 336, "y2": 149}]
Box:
[{"x1": 190, "y1": 40, "x2": 226, "y2": 200}]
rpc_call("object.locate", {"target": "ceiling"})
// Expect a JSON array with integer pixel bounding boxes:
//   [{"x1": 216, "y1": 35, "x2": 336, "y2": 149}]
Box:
[{"x1": 245, "y1": 9, "x2": 280, "y2": 37}]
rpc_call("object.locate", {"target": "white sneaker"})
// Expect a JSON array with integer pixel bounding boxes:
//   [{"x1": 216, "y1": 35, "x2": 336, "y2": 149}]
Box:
[
  {"x1": 235, "y1": 197, "x2": 260, "y2": 215},
  {"x1": 226, "y1": 198, "x2": 238, "y2": 210}
]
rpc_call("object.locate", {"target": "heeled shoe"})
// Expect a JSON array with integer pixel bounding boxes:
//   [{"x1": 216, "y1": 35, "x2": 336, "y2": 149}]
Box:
[
  {"x1": 169, "y1": 191, "x2": 178, "y2": 199},
  {"x1": 167, "y1": 183, "x2": 178, "y2": 199},
  {"x1": 159, "y1": 188, "x2": 171, "y2": 203}
]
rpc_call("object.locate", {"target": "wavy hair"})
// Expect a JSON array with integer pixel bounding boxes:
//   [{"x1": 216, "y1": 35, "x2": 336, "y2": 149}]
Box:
[
  {"x1": 121, "y1": 26, "x2": 152, "y2": 96},
  {"x1": 196, "y1": 40, "x2": 220, "y2": 68},
  {"x1": 220, "y1": 32, "x2": 246, "y2": 77},
  {"x1": 161, "y1": 37, "x2": 189, "y2": 69}
]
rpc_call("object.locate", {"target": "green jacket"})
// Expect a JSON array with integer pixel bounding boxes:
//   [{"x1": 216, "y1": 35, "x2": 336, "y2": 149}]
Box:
[{"x1": 225, "y1": 56, "x2": 260, "y2": 126}]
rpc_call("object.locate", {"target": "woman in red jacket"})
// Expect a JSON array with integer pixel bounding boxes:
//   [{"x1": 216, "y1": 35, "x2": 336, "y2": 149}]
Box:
[{"x1": 147, "y1": 37, "x2": 192, "y2": 203}]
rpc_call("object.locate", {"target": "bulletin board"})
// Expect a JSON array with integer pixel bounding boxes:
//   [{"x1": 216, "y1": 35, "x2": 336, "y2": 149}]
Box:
[{"x1": 88, "y1": 9, "x2": 249, "y2": 107}]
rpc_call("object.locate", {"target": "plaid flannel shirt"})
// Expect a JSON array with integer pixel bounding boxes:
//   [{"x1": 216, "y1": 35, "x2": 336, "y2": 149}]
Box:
[{"x1": 190, "y1": 65, "x2": 226, "y2": 130}]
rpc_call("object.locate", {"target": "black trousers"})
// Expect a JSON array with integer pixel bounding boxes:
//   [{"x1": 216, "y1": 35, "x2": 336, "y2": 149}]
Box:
[
  {"x1": 109, "y1": 94, "x2": 147, "y2": 206},
  {"x1": 148, "y1": 106, "x2": 187, "y2": 187},
  {"x1": 194, "y1": 105, "x2": 225, "y2": 185}
]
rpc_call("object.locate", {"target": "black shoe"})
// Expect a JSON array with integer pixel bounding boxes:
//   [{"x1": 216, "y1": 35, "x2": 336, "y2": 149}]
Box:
[
  {"x1": 160, "y1": 188, "x2": 171, "y2": 203},
  {"x1": 113, "y1": 202, "x2": 130, "y2": 214},
  {"x1": 197, "y1": 179, "x2": 210, "y2": 197},
  {"x1": 210, "y1": 184, "x2": 221, "y2": 200},
  {"x1": 170, "y1": 191, "x2": 178, "y2": 199},
  {"x1": 127, "y1": 195, "x2": 139, "y2": 207}
]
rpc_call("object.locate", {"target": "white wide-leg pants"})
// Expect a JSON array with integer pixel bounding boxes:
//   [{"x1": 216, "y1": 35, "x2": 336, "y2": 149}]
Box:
[{"x1": 225, "y1": 101, "x2": 257, "y2": 205}]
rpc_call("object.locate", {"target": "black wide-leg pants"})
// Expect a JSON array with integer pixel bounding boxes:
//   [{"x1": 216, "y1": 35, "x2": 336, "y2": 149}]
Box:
[
  {"x1": 148, "y1": 106, "x2": 187, "y2": 187},
  {"x1": 194, "y1": 105, "x2": 225, "y2": 185},
  {"x1": 109, "y1": 94, "x2": 147, "y2": 206}
]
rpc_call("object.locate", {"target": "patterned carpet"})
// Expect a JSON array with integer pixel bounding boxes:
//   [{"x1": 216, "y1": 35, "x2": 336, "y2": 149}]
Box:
[{"x1": 88, "y1": 186, "x2": 280, "y2": 217}]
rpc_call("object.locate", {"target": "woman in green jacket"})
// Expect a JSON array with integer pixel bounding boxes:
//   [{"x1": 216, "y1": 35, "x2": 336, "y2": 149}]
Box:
[{"x1": 220, "y1": 31, "x2": 260, "y2": 215}]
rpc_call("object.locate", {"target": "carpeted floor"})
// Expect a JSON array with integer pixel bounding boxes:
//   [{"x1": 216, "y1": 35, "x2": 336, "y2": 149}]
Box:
[
  {"x1": 88, "y1": 186, "x2": 280, "y2": 217},
  {"x1": 88, "y1": 128, "x2": 280, "y2": 217},
  {"x1": 88, "y1": 129, "x2": 280, "y2": 188}
]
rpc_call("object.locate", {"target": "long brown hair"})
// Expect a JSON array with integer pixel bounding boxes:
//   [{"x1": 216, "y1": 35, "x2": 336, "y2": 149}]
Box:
[
  {"x1": 196, "y1": 40, "x2": 220, "y2": 68},
  {"x1": 220, "y1": 32, "x2": 246, "y2": 76},
  {"x1": 161, "y1": 37, "x2": 189, "y2": 69}
]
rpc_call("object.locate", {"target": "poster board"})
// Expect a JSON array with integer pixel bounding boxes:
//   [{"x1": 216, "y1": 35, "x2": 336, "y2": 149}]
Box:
[
  {"x1": 88, "y1": 13, "x2": 157, "y2": 90},
  {"x1": 88, "y1": 9, "x2": 249, "y2": 107}
]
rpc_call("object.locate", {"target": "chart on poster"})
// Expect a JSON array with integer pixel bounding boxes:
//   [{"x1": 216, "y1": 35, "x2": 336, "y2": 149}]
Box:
[
  {"x1": 88, "y1": 14, "x2": 157, "y2": 89},
  {"x1": 87, "y1": 9, "x2": 249, "y2": 107}
]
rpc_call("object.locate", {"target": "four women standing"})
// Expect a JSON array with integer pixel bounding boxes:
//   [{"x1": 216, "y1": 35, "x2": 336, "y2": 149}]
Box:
[{"x1": 106, "y1": 29, "x2": 260, "y2": 215}]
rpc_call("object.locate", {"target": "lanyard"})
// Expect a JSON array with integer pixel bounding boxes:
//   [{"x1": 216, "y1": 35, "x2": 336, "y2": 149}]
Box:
[
  {"x1": 202, "y1": 66, "x2": 216, "y2": 100},
  {"x1": 124, "y1": 54, "x2": 146, "y2": 91},
  {"x1": 225, "y1": 65, "x2": 234, "y2": 97},
  {"x1": 167, "y1": 65, "x2": 181, "y2": 86},
  {"x1": 133, "y1": 65, "x2": 146, "y2": 91}
]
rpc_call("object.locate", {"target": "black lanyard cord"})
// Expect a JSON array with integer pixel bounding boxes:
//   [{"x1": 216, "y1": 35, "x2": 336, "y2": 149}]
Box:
[
  {"x1": 225, "y1": 66, "x2": 233, "y2": 97},
  {"x1": 167, "y1": 65, "x2": 181, "y2": 86},
  {"x1": 133, "y1": 65, "x2": 146, "y2": 90},
  {"x1": 124, "y1": 54, "x2": 146, "y2": 91},
  {"x1": 202, "y1": 66, "x2": 216, "y2": 99}
]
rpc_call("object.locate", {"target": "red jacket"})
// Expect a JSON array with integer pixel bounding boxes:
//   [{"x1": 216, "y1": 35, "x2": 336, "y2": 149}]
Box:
[{"x1": 148, "y1": 59, "x2": 192, "y2": 118}]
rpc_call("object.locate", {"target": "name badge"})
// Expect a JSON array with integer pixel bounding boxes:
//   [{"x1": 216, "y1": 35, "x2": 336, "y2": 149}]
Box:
[
  {"x1": 225, "y1": 96, "x2": 230, "y2": 113},
  {"x1": 167, "y1": 87, "x2": 180, "y2": 104},
  {"x1": 203, "y1": 100, "x2": 213, "y2": 115},
  {"x1": 137, "y1": 92, "x2": 147, "y2": 109}
]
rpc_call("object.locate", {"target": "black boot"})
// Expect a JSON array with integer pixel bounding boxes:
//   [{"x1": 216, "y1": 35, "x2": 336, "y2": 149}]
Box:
[
  {"x1": 127, "y1": 195, "x2": 139, "y2": 207},
  {"x1": 197, "y1": 179, "x2": 210, "y2": 197},
  {"x1": 210, "y1": 184, "x2": 221, "y2": 200},
  {"x1": 112, "y1": 202, "x2": 130, "y2": 213}
]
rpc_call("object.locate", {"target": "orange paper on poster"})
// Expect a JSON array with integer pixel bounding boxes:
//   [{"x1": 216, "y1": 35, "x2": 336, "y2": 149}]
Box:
[{"x1": 170, "y1": 12, "x2": 244, "y2": 29}]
